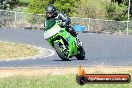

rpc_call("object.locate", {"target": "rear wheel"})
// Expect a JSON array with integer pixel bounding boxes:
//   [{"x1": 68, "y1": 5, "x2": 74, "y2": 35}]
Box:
[
  {"x1": 54, "y1": 42, "x2": 69, "y2": 61},
  {"x1": 75, "y1": 47, "x2": 85, "y2": 60}
]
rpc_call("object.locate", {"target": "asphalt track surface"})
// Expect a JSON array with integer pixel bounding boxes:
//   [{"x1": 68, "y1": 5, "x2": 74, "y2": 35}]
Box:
[{"x1": 0, "y1": 28, "x2": 132, "y2": 67}]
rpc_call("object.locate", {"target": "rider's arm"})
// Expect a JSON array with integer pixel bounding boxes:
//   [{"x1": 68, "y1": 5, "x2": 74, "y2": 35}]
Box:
[
  {"x1": 55, "y1": 12, "x2": 66, "y2": 21},
  {"x1": 55, "y1": 12, "x2": 71, "y2": 27}
]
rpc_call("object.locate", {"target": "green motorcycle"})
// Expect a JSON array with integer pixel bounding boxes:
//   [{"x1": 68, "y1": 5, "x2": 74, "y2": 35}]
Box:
[{"x1": 44, "y1": 20, "x2": 85, "y2": 61}]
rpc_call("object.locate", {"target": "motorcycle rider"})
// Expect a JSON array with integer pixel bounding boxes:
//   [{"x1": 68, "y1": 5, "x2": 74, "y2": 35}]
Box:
[{"x1": 44, "y1": 4, "x2": 82, "y2": 47}]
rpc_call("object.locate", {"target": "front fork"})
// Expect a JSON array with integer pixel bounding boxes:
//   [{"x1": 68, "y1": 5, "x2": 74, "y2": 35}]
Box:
[{"x1": 54, "y1": 39, "x2": 70, "y2": 58}]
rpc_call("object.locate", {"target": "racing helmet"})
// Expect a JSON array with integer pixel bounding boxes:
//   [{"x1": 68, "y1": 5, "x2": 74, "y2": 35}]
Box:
[{"x1": 45, "y1": 4, "x2": 57, "y2": 19}]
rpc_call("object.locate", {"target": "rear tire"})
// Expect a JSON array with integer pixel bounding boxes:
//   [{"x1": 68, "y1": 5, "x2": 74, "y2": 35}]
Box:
[
  {"x1": 54, "y1": 42, "x2": 69, "y2": 61},
  {"x1": 75, "y1": 47, "x2": 85, "y2": 60}
]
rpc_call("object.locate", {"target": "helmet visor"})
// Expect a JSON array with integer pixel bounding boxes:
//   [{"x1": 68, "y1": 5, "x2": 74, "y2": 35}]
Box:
[{"x1": 46, "y1": 12, "x2": 54, "y2": 17}]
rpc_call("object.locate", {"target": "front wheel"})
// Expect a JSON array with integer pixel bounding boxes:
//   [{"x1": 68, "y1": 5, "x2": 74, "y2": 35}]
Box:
[
  {"x1": 75, "y1": 47, "x2": 85, "y2": 60},
  {"x1": 54, "y1": 42, "x2": 69, "y2": 61}
]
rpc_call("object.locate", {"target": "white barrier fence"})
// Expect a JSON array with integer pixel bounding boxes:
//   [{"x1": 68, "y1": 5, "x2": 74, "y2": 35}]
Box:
[
  {"x1": 0, "y1": 10, "x2": 44, "y2": 29},
  {"x1": 71, "y1": 17, "x2": 132, "y2": 34},
  {"x1": 0, "y1": 10, "x2": 132, "y2": 34}
]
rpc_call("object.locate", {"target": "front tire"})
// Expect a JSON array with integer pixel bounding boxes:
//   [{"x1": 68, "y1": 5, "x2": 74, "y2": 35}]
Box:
[
  {"x1": 75, "y1": 47, "x2": 85, "y2": 60},
  {"x1": 54, "y1": 42, "x2": 69, "y2": 61}
]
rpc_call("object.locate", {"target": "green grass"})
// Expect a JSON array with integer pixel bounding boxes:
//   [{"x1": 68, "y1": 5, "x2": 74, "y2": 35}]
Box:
[{"x1": 0, "y1": 74, "x2": 131, "y2": 88}]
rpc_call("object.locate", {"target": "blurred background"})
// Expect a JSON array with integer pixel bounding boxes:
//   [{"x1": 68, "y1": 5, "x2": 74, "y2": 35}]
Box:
[{"x1": 0, "y1": 0, "x2": 132, "y2": 34}]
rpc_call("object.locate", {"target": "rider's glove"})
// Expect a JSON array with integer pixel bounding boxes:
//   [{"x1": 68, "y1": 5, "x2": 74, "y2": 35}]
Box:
[{"x1": 60, "y1": 21, "x2": 67, "y2": 27}]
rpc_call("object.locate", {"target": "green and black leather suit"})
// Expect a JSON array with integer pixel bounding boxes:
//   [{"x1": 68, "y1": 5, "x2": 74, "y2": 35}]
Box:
[{"x1": 44, "y1": 12, "x2": 77, "y2": 37}]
